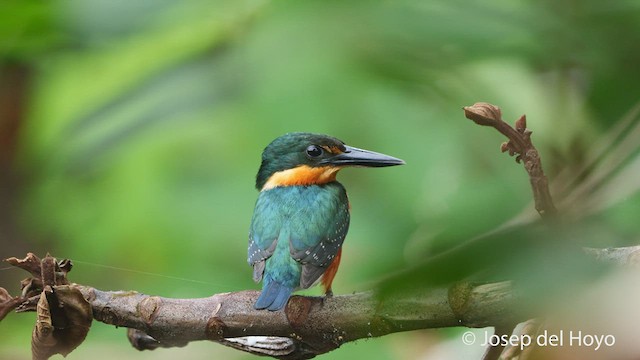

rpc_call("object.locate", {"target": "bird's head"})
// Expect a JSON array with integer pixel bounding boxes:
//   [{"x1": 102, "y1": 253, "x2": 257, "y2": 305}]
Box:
[{"x1": 256, "y1": 132, "x2": 405, "y2": 190}]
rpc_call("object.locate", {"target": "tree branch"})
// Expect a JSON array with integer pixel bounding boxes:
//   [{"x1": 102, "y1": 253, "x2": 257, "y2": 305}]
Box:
[
  {"x1": 2, "y1": 246, "x2": 636, "y2": 358},
  {"x1": 85, "y1": 282, "x2": 517, "y2": 357},
  {"x1": 1, "y1": 254, "x2": 520, "y2": 358}
]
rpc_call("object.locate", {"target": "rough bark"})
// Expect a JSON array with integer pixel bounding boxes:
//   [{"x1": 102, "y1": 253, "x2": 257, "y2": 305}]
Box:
[{"x1": 83, "y1": 282, "x2": 518, "y2": 358}]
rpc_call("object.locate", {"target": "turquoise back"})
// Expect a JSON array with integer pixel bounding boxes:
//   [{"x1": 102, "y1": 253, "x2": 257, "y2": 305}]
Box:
[{"x1": 248, "y1": 182, "x2": 350, "y2": 289}]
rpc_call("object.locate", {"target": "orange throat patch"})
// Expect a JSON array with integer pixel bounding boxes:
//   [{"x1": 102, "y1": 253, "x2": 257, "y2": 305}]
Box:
[{"x1": 262, "y1": 165, "x2": 341, "y2": 191}]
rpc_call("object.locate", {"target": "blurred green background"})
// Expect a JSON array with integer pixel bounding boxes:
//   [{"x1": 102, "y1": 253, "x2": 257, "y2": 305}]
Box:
[{"x1": 1, "y1": 0, "x2": 640, "y2": 359}]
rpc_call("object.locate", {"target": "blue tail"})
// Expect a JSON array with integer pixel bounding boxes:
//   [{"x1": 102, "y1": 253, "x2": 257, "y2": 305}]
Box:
[{"x1": 254, "y1": 281, "x2": 293, "y2": 311}]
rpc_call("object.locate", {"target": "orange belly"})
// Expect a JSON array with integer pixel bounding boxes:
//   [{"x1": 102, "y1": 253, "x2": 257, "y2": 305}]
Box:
[{"x1": 321, "y1": 248, "x2": 342, "y2": 294}]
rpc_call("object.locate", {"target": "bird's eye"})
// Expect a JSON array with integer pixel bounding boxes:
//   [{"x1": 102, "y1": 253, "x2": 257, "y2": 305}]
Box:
[{"x1": 306, "y1": 145, "x2": 323, "y2": 158}]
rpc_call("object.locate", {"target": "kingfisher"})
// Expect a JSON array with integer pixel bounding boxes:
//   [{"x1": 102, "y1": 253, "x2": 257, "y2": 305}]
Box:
[{"x1": 248, "y1": 132, "x2": 404, "y2": 311}]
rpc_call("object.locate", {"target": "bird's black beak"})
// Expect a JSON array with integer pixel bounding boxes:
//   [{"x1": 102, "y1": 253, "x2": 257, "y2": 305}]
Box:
[{"x1": 324, "y1": 145, "x2": 405, "y2": 167}]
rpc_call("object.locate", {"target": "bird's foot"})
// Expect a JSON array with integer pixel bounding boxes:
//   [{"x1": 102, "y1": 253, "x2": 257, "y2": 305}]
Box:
[{"x1": 324, "y1": 289, "x2": 334, "y2": 298}]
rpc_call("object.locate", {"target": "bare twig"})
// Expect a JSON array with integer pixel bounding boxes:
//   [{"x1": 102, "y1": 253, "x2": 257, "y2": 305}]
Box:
[{"x1": 463, "y1": 102, "x2": 557, "y2": 218}]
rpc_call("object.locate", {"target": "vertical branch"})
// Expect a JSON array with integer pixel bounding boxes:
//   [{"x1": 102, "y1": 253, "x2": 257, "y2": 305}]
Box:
[{"x1": 463, "y1": 102, "x2": 557, "y2": 219}]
